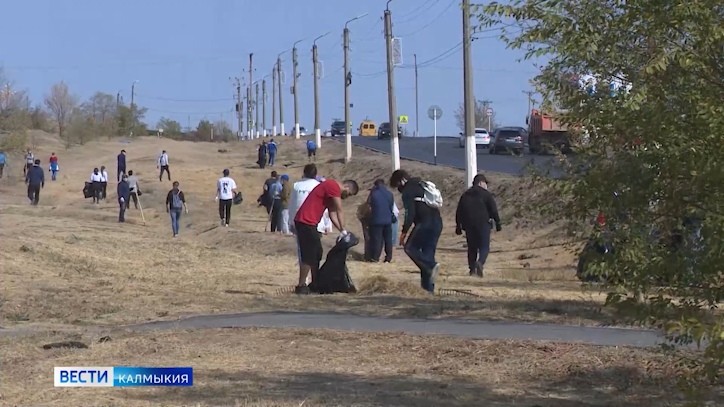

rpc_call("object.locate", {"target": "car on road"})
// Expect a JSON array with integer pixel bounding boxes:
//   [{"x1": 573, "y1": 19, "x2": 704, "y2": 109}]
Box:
[
  {"x1": 458, "y1": 128, "x2": 490, "y2": 148},
  {"x1": 330, "y1": 120, "x2": 347, "y2": 137},
  {"x1": 377, "y1": 122, "x2": 403, "y2": 139},
  {"x1": 489, "y1": 127, "x2": 528, "y2": 155},
  {"x1": 292, "y1": 126, "x2": 308, "y2": 137}
]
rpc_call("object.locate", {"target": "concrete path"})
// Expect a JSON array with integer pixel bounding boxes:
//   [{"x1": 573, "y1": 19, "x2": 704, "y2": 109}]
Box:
[{"x1": 119, "y1": 311, "x2": 664, "y2": 348}]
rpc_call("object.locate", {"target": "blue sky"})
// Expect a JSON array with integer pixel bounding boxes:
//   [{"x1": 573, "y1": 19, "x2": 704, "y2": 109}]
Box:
[{"x1": 1, "y1": 0, "x2": 539, "y2": 136}]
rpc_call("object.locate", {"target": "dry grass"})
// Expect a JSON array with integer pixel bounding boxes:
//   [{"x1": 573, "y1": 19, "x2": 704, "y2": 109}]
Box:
[
  {"x1": 2, "y1": 327, "x2": 712, "y2": 407},
  {"x1": 0, "y1": 132, "x2": 609, "y2": 329}
]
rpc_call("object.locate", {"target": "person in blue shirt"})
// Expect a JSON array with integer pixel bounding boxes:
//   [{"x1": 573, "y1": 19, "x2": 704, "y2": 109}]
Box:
[
  {"x1": 306, "y1": 139, "x2": 317, "y2": 162},
  {"x1": 367, "y1": 179, "x2": 396, "y2": 263},
  {"x1": 0, "y1": 150, "x2": 6, "y2": 179},
  {"x1": 25, "y1": 159, "x2": 45, "y2": 205},
  {"x1": 267, "y1": 138, "x2": 278, "y2": 167}
]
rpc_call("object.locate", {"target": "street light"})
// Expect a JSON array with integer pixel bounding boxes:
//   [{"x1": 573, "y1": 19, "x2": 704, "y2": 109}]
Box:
[
  {"x1": 312, "y1": 31, "x2": 330, "y2": 148},
  {"x1": 292, "y1": 38, "x2": 306, "y2": 139},
  {"x1": 277, "y1": 50, "x2": 288, "y2": 136},
  {"x1": 343, "y1": 12, "x2": 369, "y2": 163}
]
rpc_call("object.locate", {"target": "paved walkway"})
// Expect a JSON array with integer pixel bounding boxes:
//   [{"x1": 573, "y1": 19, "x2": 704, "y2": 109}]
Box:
[{"x1": 117, "y1": 311, "x2": 664, "y2": 348}]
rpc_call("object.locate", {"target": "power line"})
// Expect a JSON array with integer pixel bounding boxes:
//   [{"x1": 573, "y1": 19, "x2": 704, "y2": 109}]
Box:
[
  {"x1": 397, "y1": 0, "x2": 457, "y2": 38},
  {"x1": 135, "y1": 94, "x2": 234, "y2": 103},
  {"x1": 145, "y1": 106, "x2": 234, "y2": 115},
  {"x1": 394, "y1": 0, "x2": 440, "y2": 24}
]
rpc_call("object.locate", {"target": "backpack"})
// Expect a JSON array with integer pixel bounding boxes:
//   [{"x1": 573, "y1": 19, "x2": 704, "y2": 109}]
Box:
[
  {"x1": 414, "y1": 181, "x2": 443, "y2": 209},
  {"x1": 307, "y1": 140, "x2": 316, "y2": 151},
  {"x1": 172, "y1": 191, "x2": 183, "y2": 209}
]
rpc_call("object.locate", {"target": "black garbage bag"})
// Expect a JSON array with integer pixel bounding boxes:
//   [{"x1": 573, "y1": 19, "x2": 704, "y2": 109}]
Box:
[
  {"x1": 83, "y1": 182, "x2": 93, "y2": 198},
  {"x1": 309, "y1": 232, "x2": 359, "y2": 294},
  {"x1": 233, "y1": 191, "x2": 243, "y2": 205}
]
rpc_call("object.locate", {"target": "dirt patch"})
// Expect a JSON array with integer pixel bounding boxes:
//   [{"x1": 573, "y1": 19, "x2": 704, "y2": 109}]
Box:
[
  {"x1": 1, "y1": 328, "x2": 716, "y2": 407},
  {"x1": 0, "y1": 133, "x2": 595, "y2": 329}
]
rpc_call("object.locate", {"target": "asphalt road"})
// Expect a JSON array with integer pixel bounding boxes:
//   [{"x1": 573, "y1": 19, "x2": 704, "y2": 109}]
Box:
[
  {"x1": 123, "y1": 311, "x2": 665, "y2": 348},
  {"x1": 349, "y1": 136, "x2": 562, "y2": 176}
]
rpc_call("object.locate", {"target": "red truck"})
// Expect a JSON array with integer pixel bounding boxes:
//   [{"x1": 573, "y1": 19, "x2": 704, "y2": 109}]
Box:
[{"x1": 527, "y1": 109, "x2": 572, "y2": 154}]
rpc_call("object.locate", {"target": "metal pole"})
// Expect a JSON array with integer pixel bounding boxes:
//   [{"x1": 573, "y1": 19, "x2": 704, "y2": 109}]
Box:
[
  {"x1": 249, "y1": 53, "x2": 254, "y2": 139},
  {"x1": 462, "y1": 0, "x2": 477, "y2": 187},
  {"x1": 272, "y1": 68, "x2": 277, "y2": 136},
  {"x1": 277, "y1": 56, "x2": 285, "y2": 136},
  {"x1": 385, "y1": 3, "x2": 400, "y2": 170},
  {"x1": 262, "y1": 79, "x2": 267, "y2": 137},
  {"x1": 434, "y1": 110, "x2": 437, "y2": 165},
  {"x1": 343, "y1": 26, "x2": 352, "y2": 162},
  {"x1": 236, "y1": 80, "x2": 242, "y2": 140},
  {"x1": 343, "y1": 14, "x2": 367, "y2": 163},
  {"x1": 246, "y1": 86, "x2": 252, "y2": 139},
  {"x1": 292, "y1": 40, "x2": 302, "y2": 139},
  {"x1": 414, "y1": 53, "x2": 419, "y2": 137},
  {"x1": 313, "y1": 32, "x2": 329, "y2": 149},
  {"x1": 255, "y1": 82, "x2": 260, "y2": 138}
]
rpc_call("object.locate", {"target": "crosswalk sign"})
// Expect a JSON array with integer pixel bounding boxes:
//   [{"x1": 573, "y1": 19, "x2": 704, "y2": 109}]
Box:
[{"x1": 398, "y1": 115, "x2": 409, "y2": 125}]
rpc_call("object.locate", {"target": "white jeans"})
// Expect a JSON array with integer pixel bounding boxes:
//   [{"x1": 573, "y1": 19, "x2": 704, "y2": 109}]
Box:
[{"x1": 281, "y1": 209, "x2": 290, "y2": 234}]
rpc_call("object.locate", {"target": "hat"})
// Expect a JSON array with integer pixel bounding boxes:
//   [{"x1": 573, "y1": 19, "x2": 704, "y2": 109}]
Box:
[{"x1": 281, "y1": 174, "x2": 289, "y2": 181}]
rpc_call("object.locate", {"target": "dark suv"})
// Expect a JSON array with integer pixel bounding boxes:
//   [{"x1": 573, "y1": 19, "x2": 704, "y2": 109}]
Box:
[
  {"x1": 330, "y1": 121, "x2": 347, "y2": 137},
  {"x1": 377, "y1": 122, "x2": 402, "y2": 139},
  {"x1": 490, "y1": 127, "x2": 528, "y2": 155}
]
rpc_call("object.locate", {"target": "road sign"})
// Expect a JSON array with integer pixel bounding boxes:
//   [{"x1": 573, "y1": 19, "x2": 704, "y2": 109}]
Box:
[
  {"x1": 486, "y1": 107, "x2": 494, "y2": 116},
  {"x1": 398, "y1": 115, "x2": 409, "y2": 125},
  {"x1": 427, "y1": 105, "x2": 443, "y2": 120}
]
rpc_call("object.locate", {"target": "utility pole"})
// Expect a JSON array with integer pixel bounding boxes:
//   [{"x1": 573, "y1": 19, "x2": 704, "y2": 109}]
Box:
[
  {"x1": 232, "y1": 77, "x2": 242, "y2": 140},
  {"x1": 385, "y1": 2, "x2": 400, "y2": 170},
  {"x1": 246, "y1": 86, "x2": 252, "y2": 139},
  {"x1": 277, "y1": 54, "x2": 285, "y2": 136},
  {"x1": 272, "y1": 68, "x2": 277, "y2": 136},
  {"x1": 462, "y1": 0, "x2": 477, "y2": 187},
  {"x1": 343, "y1": 14, "x2": 366, "y2": 163},
  {"x1": 522, "y1": 90, "x2": 534, "y2": 123},
  {"x1": 262, "y1": 79, "x2": 267, "y2": 137},
  {"x1": 292, "y1": 40, "x2": 303, "y2": 139},
  {"x1": 414, "y1": 53, "x2": 419, "y2": 137},
  {"x1": 313, "y1": 32, "x2": 330, "y2": 149},
  {"x1": 249, "y1": 53, "x2": 254, "y2": 139},
  {"x1": 255, "y1": 82, "x2": 260, "y2": 138},
  {"x1": 131, "y1": 80, "x2": 138, "y2": 116}
]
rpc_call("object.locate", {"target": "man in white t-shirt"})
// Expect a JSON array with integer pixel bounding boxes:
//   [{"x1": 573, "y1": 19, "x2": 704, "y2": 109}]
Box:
[{"x1": 215, "y1": 168, "x2": 237, "y2": 227}]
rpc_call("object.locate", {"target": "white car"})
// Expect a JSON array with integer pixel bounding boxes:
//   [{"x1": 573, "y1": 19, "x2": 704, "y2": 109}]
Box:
[{"x1": 459, "y1": 128, "x2": 491, "y2": 148}]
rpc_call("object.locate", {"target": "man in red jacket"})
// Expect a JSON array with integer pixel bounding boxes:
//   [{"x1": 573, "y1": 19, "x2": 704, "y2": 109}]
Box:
[{"x1": 293, "y1": 177, "x2": 359, "y2": 294}]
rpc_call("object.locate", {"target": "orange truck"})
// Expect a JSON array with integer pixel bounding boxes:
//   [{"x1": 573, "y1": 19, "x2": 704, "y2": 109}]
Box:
[{"x1": 527, "y1": 109, "x2": 572, "y2": 154}]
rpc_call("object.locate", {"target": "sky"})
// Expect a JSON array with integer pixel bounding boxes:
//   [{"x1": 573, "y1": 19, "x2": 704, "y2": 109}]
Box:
[{"x1": 1, "y1": 0, "x2": 540, "y2": 137}]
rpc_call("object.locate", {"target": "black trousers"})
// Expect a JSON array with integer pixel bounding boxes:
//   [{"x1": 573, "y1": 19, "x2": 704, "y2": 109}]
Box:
[
  {"x1": 100, "y1": 182, "x2": 108, "y2": 199},
  {"x1": 27, "y1": 184, "x2": 40, "y2": 205},
  {"x1": 117, "y1": 167, "x2": 126, "y2": 182},
  {"x1": 464, "y1": 223, "x2": 492, "y2": 271},
  {"x1": 126, "y1": 191, "x2": 139, "y2": 209},
  {"x1": 218, "y1": 199, "x2": 232, "y2": 224},
  {"x1": 92, "y1": 181, "x2": 102, "y2": 203},
  {"x1": 270, "y1": 199, "x2": 283, "y2": 232},
  {"x1": 369, "y1": 224, "x2": 393, "y2": 262},
  {"x1": 118, "y1": 199, "x2": 126, "y2": 222},
  {"x1": 159, "y1": 165, "x2": 171, "y2": 181}
]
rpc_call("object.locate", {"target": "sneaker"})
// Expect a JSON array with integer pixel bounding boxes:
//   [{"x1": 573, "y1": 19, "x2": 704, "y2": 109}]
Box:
[
  {"x1": 294, "y1": 285, "x2": 311, "y2": 295},
  {"x1": 430, "y1": 263, "x2": 440, "y2": 287},
  {"x1": 220, "y1": 219, "x2": 225, "y2": 226},
  {"x1": 225, "y1": 224, "x2": 229, "y2": 227},
  {"x1": 475, "y1": 261, "x2": 484, "y2": 278}
]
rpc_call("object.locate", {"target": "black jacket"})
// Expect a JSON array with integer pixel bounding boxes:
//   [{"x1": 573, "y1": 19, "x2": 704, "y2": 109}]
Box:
[
  {"x1": 26, "y1": 165, "x2": 45, "y2": 187},
  {"x1": 455, "y1": 185, "x2": 500, "y2": 231},
  {"x1": 400, "y1": 177, "x2": 442, "y2": 233},
  {"x1": 117, "y1": 180, "x2": 130, "y2": 202}
]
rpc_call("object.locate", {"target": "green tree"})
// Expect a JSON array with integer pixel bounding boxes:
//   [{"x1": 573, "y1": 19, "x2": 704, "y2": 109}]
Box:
[
  {"x1": 454, "y1": 99, "x2": 498, "y2": 132},
  {"x1": 477, "y1": 0, "x2": 722, "y2": 399},
  {"x1": 116, "y1": 105, "x2": 147, "y2": 138},
  {"x1": 196, "y1": 119, "x2": 213, "y2": 140},
  {"x1": 157, "y1": 117, "x2": 182, "y2": 137}
]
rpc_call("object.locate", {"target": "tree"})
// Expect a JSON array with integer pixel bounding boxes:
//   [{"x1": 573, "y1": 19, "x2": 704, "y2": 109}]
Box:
[
  {"x1": 477, "y1": 0, "x2": 722, "y2": 400},
  {"x1": 213, "y1": 120, "x2": 234, "y2": 142},
  {"x1": 116, "y1": 105, "x2": 147, "y2": 138},
  {"x1": 156, "y1": 117, "x2": 182, "y2": 137},
  {"x1": 454, "y1": 99, "x2": 498, "y2": 132},
  {"x1": 0, "y1": 70, "x2": 31, "y2": 131},
  {"x1": 196, "y1": 119, "x2": 213, "y2": 140},
  {"x1": 44, "y1": 81, "x2": 78, "y2": 143}
]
